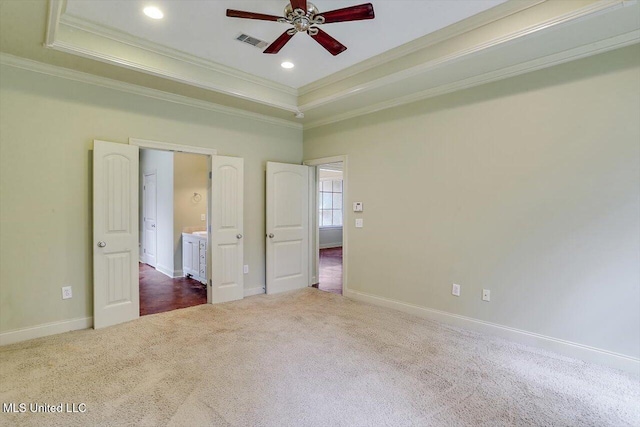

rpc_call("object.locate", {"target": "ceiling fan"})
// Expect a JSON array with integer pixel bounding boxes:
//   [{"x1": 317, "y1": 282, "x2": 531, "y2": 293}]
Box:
[{"x1": 226, "y1": 1, "x2": 375, "y2": 56}]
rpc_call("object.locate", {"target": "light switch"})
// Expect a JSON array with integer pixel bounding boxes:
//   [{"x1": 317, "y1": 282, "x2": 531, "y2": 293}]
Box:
[
  {"x1": 355, "y1": 218, "x2": 363, "y2": 228},
  {"x1": 353, "y1": 202, "x2": 363, "y2": 212}
]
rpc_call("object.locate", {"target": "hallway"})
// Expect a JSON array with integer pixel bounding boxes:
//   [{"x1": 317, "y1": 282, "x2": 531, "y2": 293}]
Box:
[{"x1": 317, "y1": 247, "x2": 343, "y2": 295}]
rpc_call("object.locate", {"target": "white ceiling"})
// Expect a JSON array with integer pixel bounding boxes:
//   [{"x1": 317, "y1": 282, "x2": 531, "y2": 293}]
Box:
[{"x1": 63, "y1": 0, "x2": 507, "y2": 89}]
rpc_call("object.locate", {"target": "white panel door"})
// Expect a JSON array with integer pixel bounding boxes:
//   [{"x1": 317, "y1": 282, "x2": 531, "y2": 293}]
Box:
[
  {"x1": 211, "y1": 156, "x2": 244, "y2": 303},
  {"x1": 266, "y1": 162, "x2": 310, "y2": 294},
  {"x1": 93, "y1": 140, "x2": 139, "y2": 329},
  {"x1": 142, "y1": 172, "x2": 157, "y2": 267}
]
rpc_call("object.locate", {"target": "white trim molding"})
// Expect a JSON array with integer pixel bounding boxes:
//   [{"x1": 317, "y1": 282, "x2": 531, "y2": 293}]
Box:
[
  {"x1": 0, "y1": 54, "x2": 302, "y2": 131},
  {"x1": 344, "y1": 289, "x2": 640, "y2": 374},
  {"x1": 45, "y1": 0, "x2": 299, "y2": 113},
  {"x1": 304, "y1": 155, "x2": 349, "y2": 294},
  {"x1": 59, "y1": 13, "x2": 297, "y2": 97},
  {"x1": 300, "y1": 0, "x2": 631, "y2": 109},
  {"x1": 304, "y1": 29, "x2": 640, "y2": 129},
  {"x1": 36, "y1": 0, "x2": 640, "y2": 130},
  {"x1": 319, "y1": 243, "x2": 343, "y2": 249},
  {"x1": 155, "y1": 264, "x2": 176, "y2": 279},
  {"x1": 0, "y1": 317, "x2": 93, "y2": 347},
  {"x1": 129, "y1": 138, "x2": 217, "y2": 156}
]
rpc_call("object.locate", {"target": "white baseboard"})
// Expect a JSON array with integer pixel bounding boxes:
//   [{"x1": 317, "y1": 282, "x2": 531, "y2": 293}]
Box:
[
  {"x1": 155, "y1": 264, "x2": 174, "y2": 278},
  {"x1": 244, "y1": 286, "x2": 265, "y2": 297},
  {"x1": 319, "y1": 243, "x2": 343, "y2": 249},
  {"x1": 173, "y1": 269, "x2": 183, "y2": 278},
  {"x1": 344, "y1": 289, "x2": 640, "y2": 374},
  {"x1": 0, "y1": 317, "x2": 93, "y2": 346}
]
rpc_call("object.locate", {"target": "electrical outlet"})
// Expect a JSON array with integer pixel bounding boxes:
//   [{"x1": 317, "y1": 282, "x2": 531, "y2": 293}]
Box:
[
  {"x1": 200, "y1": 214, "x2": 206, "y2": 221},
  {"x1": 243, "y1": 265, "x2": 249, "y2": 274},
  {"x1": 355, "y1": 218, "x2": 364, "y2": 228},
  {"x1": 482, "y1": 289, "x2": 491, "y2": 302},
  {"x1": 452, "y1": 283, "x2": 461, "y2": 297},
  {"x1": 62, "y1": 286, "x2": 73, "y2": 300}
]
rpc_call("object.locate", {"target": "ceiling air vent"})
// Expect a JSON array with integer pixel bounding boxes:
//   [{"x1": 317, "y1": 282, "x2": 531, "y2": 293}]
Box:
[{"x1": 236, "y1": 34, "x2": 269, "y2": 49}]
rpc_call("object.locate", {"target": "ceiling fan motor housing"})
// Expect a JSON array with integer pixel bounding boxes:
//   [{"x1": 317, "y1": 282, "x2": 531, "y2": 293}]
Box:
[{"x1": 281, "y1": 2, "x2": 324, "y2": 35}]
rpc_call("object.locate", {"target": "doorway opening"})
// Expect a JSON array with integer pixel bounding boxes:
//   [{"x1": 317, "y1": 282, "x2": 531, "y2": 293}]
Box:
[
  {"x1": 313, "y1": 162, "x2": 344, "y2": 295},
  {"x1": 139, "y1": 148, "x2": 210, "y2": 316}
]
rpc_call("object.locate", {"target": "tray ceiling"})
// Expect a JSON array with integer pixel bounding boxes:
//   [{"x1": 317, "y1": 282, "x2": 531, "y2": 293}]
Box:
[
  {"x1": 3, "y1": 0, "x2": 632, "y2": 128},
  {"x1": 63, "y1": 0, "x2": 507, "y2": 89}
]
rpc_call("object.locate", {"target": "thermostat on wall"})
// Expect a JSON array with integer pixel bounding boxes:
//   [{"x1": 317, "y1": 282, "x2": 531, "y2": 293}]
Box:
[{"x1": 353, "y1": 202, "x2": 363, "y2": 212}]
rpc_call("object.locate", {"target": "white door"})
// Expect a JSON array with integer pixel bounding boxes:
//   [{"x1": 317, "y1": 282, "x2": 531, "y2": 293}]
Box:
[
  {"x1": 93, "y1": 140, "x2": 139, "y2": 329},
  {"x1": 142, "y1": 172, "x2": 157, "y2": 267},
  {"x1": 266, "y1": 162, "x2": 310, "y2": 294},
  {"x1": 210, "y1": 156, "x2": 244, "y2": 303}
]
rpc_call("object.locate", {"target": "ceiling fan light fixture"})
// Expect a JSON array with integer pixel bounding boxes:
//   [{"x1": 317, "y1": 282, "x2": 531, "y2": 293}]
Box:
[
  {"x1": 281, "y1": 61, "x2": 295, "y2": 69},
  {"x1": 226, "y1": 2, "x2": 374, "y2": 56},
  {"x1": 143, "y1": 6, "x2": 164, "y2": 20}
]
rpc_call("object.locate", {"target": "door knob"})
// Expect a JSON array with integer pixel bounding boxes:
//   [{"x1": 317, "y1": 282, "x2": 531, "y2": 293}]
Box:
[
  {"x1": 151, "y1": 224, "x2": 155, "y2": 228},
  {"x1": 97, "y1": 241, "x2": 107, "y2": 248},
  {"x1": 268, "y1": 233, "x2": 274, "y2": 238},
  {"x1": 236, "y1": 234, "x2": 243, "y2": 239}
]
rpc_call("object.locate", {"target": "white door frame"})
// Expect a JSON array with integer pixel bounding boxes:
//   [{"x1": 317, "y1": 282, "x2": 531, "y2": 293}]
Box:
[
  {"x1": 129, "y1": 138, "x2": 217, "y2": 302},
  {"x1": 303, "y1": 155, "x2": 348, "y2": 294}
]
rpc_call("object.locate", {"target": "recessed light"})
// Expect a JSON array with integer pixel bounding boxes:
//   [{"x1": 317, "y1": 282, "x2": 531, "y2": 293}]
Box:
[
  {"x1": 281, "y1": 61, "x2": 295, "y2": 69},
  {"x1": 143, "y1": 6, "x2": 164, "y2": 20}
]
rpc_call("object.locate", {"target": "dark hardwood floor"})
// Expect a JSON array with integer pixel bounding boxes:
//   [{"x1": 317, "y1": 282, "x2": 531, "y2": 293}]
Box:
[
  {"x1": 316, "y1": 247, "x2": 343, "y2": 295},
  {"x1": 139, "y1": 263, "x2": 207, "y2": 316}
]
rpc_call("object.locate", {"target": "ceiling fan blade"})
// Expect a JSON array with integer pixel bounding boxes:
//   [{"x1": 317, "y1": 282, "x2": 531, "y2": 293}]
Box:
[
  {"x1": 290, "y1": 0, "x2": 308, "y2": 11},
  {"x1": 226, "y1": 9, "x2": 282, "y2": 22},
  {"x1": 309, "y1": 28, "x2": 347, "y2": 56},
  {"x1": 264, "y1": 31, "x2": 295, "y2": 54},
  {"x1": 317, "y1": 3, "x2": 375, "y2": 24}
]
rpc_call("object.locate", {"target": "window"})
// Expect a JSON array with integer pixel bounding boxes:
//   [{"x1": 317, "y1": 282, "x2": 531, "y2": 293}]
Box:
[{"x1": 319, "y1": 179, "x2": 343, "y2": 227}]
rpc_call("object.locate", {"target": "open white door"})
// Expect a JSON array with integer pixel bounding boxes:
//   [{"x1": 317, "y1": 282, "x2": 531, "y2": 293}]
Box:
[
  {"x1": 266, "y1": 162, "x2": 310, "y2": 294},
  {"x1": 93, "y1": 140, "x2": 139, "y2": 329},
  {"x1": 211, "y1": 156, "x2": 244, "y2": 303},
  {"x1": 142, "y1": 172, "x2": 157, "y2": 267}
]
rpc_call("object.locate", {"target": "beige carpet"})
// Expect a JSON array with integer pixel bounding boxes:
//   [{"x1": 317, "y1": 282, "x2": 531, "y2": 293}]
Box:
[{"x1": 1, "y1": 288, "x2": 638, "y2": 426}]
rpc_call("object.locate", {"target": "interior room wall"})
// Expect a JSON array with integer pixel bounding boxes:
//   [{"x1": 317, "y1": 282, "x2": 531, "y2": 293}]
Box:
[
  {"x1": 173, "y1": 152, "x2": 209, "y2": 274},
  {"x1": 0, "y1": 63, "x2": 302, "y2": 336},
  {"x1": 319, "y1": 228, "x2": 343, "y2": 249},
  {"x1": 304, "y1": 45, "x2": 640, "y2": 360},
  {"x1": 139, "y1": 149, "x2": 175, "y2": 276}
]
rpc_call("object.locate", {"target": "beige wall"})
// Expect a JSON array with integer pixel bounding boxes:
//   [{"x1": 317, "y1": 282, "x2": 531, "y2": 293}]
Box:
[
  {"x1": 0, "y1": 64, "x2": 302, "y2": 333},
  {"x1": 173, "y1": 152, "x2": 209, "y2": 272},
  {"x1": 304, "y1": 45, "x2": 640, "y2": 358}
]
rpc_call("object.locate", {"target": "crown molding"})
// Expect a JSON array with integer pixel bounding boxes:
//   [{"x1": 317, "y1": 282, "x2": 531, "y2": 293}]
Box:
[
  {"x1": 45, "y1": 0, "x2": 64, "y2": 47},
  {"x1": 36, "y1": 0, "x2": 639, "y2": 132},
  {"x1": 299, "y1": 0, "x2": 631, "y2": 112},
  {"x1": 0, "y1": 53, "x2": 303, "y2": 131},
  {"x1": 304, "y1": 30, "x2": 640, "y2": 130},
  {"x1": 298, "y1": 0, "x2": 546, "y2": 96},
  {"x1": 46, "y1": 36, "x2": 298, "y2": 113},
  {"x1": 58, "y1": 13, "x2": 298, "y2": 97},
  {"x1": 45, "y1": 0, "x2": 299, "y2": 114}
]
